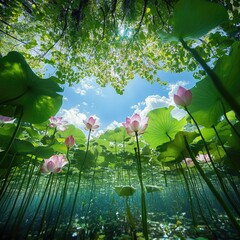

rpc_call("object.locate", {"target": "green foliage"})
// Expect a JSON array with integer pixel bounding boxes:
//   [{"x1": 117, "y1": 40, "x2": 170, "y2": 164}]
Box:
[
  {"x1": 171, "y1": 0, "x2": 228, "y2": 40},
  {"x1": 0, "y1": 51, "x2": 63, "y2": 123},
  {"x1": 157, "y1": 131, "x2": 198, "y2": 163},
  {"x1": 0, "y1": 0, "x2": 237, "y2": 93},
  {"x1": 143, "y1": 106, "x2": 186, "y2": 149},
  {"x1": 188, "y1": 42, "x2": 240, "y2": 127},
  {"x1": 57, "y1": 124, "x2": 86, "y2": 145}
]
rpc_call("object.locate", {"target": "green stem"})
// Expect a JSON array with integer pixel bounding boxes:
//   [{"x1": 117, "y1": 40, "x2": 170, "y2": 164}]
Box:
[
  {"x1": 179, "y1": 162, "x2": 197, "y2": 226},
  {"x1": 51, "y1": 147, "x2": 71, "y2": 236},
  {"x1": 186, "y1": 107, "x2": 240, "y2": 216},
  {"x1": 0, "y1": 106, "x2": 23, "y2": 165},
  {"x1": 64, "y1": 129, "x2": 91, "y2": 237},
  {"x1": 184, "y1": 135, "x2": 240, "y2": 234},
  {"x1": 180, "y1": 38, "x2": 240, "y2": 117},
  {"x1": 37, "y1": 173, "x2": 54, "y2": 238},
  {"x1": 26, "y1": 173, "x2": 53, "y2": 236},
  {"x1": 221, "y1": 101, "x2": 240, "y2": 139},
  {"x1": 135, "y1": 132, "x2": 149, "y2": 240}
]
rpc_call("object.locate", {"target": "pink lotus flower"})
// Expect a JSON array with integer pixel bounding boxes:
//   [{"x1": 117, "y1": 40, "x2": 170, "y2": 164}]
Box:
[
  {"x1": 83, "y1": 116, "x2": 99, "y2": 131},
  {"x1": 196, "y1": 154, "x2": 211, "y2": 163},
  {"x1": 65, "y1": 135, "x2": 75, "y2": 148},
  {"x1": 40, "y1": 155, "x2": 68, "y2": 174},
  {"x1": 182, "y1": 157, "x2": 194, "y2": 167},
  {"x1": 49, "y1": 116, "x2": 68, "y2": 131},
  {"x1": 174, "y1": 86, "x2": 192, "y2": 107},
  {"x1": 0, "y1": 115, "x2": 13, "y2": 123},
  {"x1": 122, "y1": 113, "x2": 149, "y2": 136}
]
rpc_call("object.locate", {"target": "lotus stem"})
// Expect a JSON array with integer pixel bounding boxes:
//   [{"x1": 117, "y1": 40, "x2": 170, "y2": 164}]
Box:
[
  {"x1": 0, "y1": 106, "x2": 23, "y2": 166},
  {"x1": 135, "y1": 132, "x2": 149, "y2": 240},
  {"x1": 184, "y1": 135, "x2": 240, "y2": 234}
]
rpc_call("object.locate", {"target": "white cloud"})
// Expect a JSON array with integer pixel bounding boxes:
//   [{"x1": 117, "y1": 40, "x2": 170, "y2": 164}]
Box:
[
  {"x1": 74, "y1": 88, "x2": 86, "y2": 96},
  {"x1": 95, "y1": 88, "x2": 103, "y2": 96},
  {"x1": 60, "y1": 107, "x2": 87, "y2": 128},
  {"x1": 59, "y1": 107, "x2": 101, "y2": 137},
  {"x1": 72, "y1": 77, "x2": 97, "y2": 96},
  {"x1": 131, "y1": 81, "x2": 189, "y2": 120},
  {"x1": 106, "y1": 120, "x2": 122, "y2": 130}
]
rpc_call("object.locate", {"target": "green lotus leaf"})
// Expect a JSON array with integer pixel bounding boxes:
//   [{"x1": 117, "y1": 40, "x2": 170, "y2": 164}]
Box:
[
  {"x1": 51, "y1": 142, "x2": 67, "y2": 154},
  {"x1": 0, "y1": 51, "x2": 63, "y2": 123},
  {"x1": 57, "y1": 124, "x2": 86, "y2": 145},
  {"x1": 172, "y1": 0, "x2": 228, "y2": 40},
  {"x1": 0, "y1": 135, "x2": 11, "y2": 150},
  {"x1": 115, "y1": 186, "x2": 136, "y2": 197},
  {"x1": 213, "y1": 42, "x2": 240, "y2": 107},
  {"x1": 0, "y1": 124, "x2": 16, "y2": 137},
  {"x1": 73, "y1": 149, "x2": 95, "y2": 170},
  {"x1": 193, "y1": 120, "x2": 231, "y2": 144},
  {"x1": 99, "y1": 127, "x2": 127, "y2": 143},
  {"x1": 143, "y1": 106, "x2": 186, "y2": 149},
  {"x1": 188, "y1": 77, "x2": 226, "y2": 127},
  {"x1": 188, "y1": 43, "x2": 240, "y2": 127},
  {"x1": 157, "y1": 131, "x2": 198, "y2": 163},
  {"x1": 10, "y1": 139, "x2": 34, "y2": 154},
  {"x1": 227, "y1": 122, "x2": 240, "y2": 150},
  {"x1": 145, "y1": 185, "x2": 163, "y2": 193},
  {"x1": 32, "y1": 146, "x2": 55, "y2": 159}
]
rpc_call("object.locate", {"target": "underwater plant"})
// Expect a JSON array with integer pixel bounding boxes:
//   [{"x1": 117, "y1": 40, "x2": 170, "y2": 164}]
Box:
[
  {"x1": 64, "y1": 116, "x2": 99, "y2": 237},
  {"x1": 174, "y1": 86, "x2": 240, "y2": 234},
  {"x1": 123, "y1": 113, "x2": 149, "y2": 240}
]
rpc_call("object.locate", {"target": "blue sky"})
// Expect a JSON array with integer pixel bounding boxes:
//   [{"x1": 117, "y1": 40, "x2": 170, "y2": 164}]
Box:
[{"x1": 57, "y1": 71, "x2": 196, "y2": 135}]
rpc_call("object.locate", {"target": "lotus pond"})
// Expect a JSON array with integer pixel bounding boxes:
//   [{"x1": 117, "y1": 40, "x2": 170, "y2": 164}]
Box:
[{"x1": 1, "y1": 0, "x2": 240, "y2": 239}]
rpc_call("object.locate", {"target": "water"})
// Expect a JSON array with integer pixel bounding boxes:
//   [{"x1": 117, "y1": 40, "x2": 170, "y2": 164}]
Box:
[{"x1": 0, "y1": 164, "x2": 239, "y2": 239}]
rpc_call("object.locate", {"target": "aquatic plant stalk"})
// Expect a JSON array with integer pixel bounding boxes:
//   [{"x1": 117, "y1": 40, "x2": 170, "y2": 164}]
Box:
[
  {"x1": 37, "y1": 173, "x2": 55, "y2": 238},
  {"x1": 135, "y1": 132, "x2": 149, "y2": 240},
  {"x1": 51, "y1": 148, "x2": 72, "y2": 236},
  {"x1": 184, "y1": 135, "x2": 240, "y2": 234},
  {"x1": 25, "y1": 173, "x2": 53, "y2": 236},
  {"x1": 180, "y1": 38, "x2": 240, "y2": 117},
  {"x1": 0, "y1": 153, "x2": 17, "y2": 200},
  {"x1": 64, "y1": 129, "x2": 92, "y2": 237},
  {"x1": 221, "y1": 101, "x2": 240, "y2": 139},
  {"x1": 0, "y1": 106, "x2": 23, "y2": 166},
  {"x1": 178, "y1": 163, "x2": 197, "y2": 226},
  {"x1": 2, "y1": 156, "x2": 32, "y2": 237},
  {"x1": 185, "y1": 106, "x2": 240, "y2": 217}
]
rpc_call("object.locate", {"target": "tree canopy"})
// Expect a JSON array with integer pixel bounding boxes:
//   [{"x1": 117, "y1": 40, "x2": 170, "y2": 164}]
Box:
[{"x1": 0, "y1": 0, "x2": 239, "y2": 93}]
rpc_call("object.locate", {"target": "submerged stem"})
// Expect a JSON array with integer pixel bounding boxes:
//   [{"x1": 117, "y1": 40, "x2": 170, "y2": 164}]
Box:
[
  {"x1": 135, "y1": 132, "x2": 149, "y2": 240},
  {"x1": 184, "y1": 135, "x2": 240, "y2": 234}
]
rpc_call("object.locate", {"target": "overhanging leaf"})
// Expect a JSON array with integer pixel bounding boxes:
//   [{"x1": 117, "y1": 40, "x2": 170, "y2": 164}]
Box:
[
  {"x1": 0, "y1": 51, "x2": 63, "y2": 123},
  {"x1": 172, "y1": 0, "x2": 228, "y2": 40},
  {"x1": 188, "y1": 78, "x2": 226, "y2": 127},
  {"x1": 188, "y1": 43, "x2": 240, "y2": 127}
]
